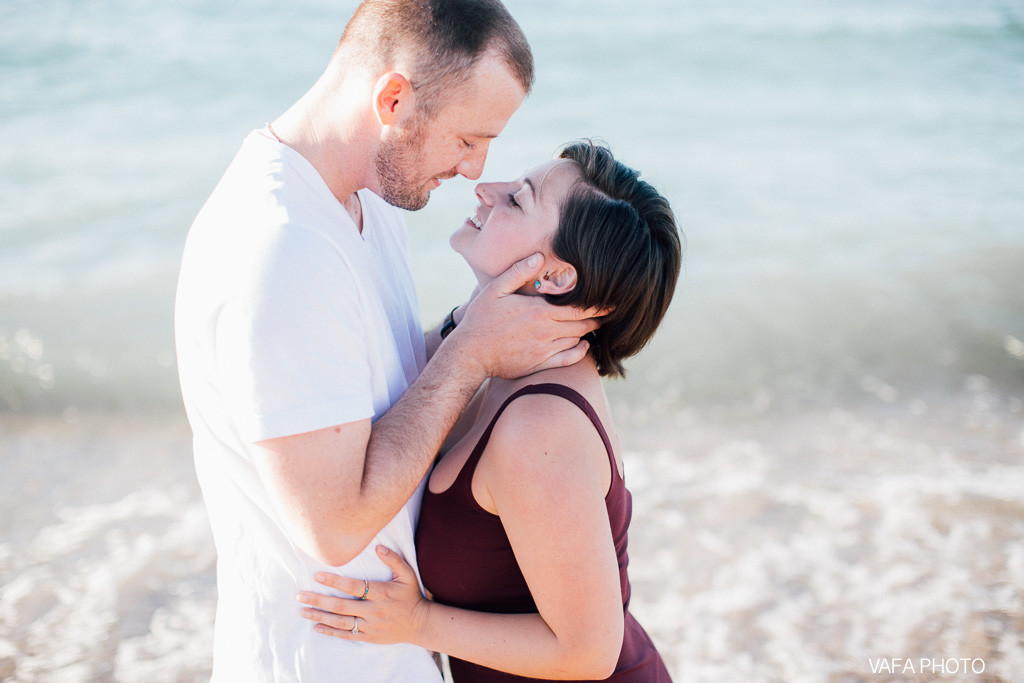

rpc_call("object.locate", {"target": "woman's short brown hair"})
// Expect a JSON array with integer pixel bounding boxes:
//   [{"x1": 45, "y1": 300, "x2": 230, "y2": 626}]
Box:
[{"x1": 546, "y1": 140, "x2": 682, "y2": 378}]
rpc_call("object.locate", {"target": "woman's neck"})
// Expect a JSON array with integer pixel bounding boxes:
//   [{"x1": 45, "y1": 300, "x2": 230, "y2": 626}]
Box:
[{"x1": 485, "y1": 351, "x2": 599, "y2": 398}]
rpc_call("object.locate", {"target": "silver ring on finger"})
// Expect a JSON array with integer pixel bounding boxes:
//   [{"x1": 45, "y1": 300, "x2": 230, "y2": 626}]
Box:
[
  {"x1": 360, "y1": 579, "x2": 369, "y2": 600},
  {"x1": 351, "y1": 617, "x2": 359, "y2": 635}
]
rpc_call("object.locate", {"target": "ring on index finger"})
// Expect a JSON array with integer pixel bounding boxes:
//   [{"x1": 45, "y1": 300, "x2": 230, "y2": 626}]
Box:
[{"x1": 360, "y1": 579, "x2": 369, "y2": 600}]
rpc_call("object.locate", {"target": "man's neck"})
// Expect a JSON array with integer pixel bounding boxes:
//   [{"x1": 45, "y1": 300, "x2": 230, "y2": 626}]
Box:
[
  {"x1": 271, "y1": 82, "x2": 376, "y2": 226},
  {"x1": 341, "y1": 191, "x2": 363, "y2": 233}
]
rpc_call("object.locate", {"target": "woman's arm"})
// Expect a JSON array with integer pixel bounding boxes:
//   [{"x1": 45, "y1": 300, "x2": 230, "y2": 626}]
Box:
[
  {"x1": 424, "y1": 283, "x2": 481, "y2": 361},
  {"x1": 424, "y1": 303, "x2": 466, "y2": 361},
  {"x1": 299, "y1": 395, "x2": 624, "y2": 679}
]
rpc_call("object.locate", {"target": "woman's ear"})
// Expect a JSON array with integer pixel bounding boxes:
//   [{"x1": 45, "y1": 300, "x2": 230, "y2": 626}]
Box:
[
  {"x1": 372, "y1": 72, "x2": 415, "y2": 127},
  {"x1": 537, "y1": 263, "x2": 577, "y2": 295}
]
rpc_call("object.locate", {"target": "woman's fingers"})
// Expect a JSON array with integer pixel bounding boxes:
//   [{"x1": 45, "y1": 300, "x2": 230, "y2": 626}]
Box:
[
  {"x1": 301, "y1": 606, "x2": 355, "y2": 630},
  {"x1": 301, "y1": 548, "x2": 423, "y2": 645},
  {"x1": 297, "y1": 589, "x2": 367, "y2": 618},
  {"x1": 375, "y1": 545, "x2": 415, "y2": 584},
  {"x1": 313, "y1": 622, "x2": 356, "y2": 639},
  {"x1": 312, "y1": 571, "x2": 364, "y2": 597}
]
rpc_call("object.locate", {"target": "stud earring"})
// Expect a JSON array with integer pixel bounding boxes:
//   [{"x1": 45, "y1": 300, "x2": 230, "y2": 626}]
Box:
[
  {"x1": 543, "y1": 272, "x2": 550, "y2": 280},
  {"x1": 534, "y1": 280, "x2": 541, "y2": 289}
]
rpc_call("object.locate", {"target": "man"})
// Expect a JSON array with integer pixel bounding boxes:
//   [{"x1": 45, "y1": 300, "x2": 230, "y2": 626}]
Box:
[{"x1": 174, "y1": 1, "x2": 598, "y2": 680}]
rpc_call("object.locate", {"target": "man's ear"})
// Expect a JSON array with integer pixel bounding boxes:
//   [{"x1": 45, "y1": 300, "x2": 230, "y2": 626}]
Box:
[
  {"x1": 372, "y1": 72, "x2": 415, "y2": 126},
  {"x1": 537, "y1": 263, "x2": 577, "y2": 295}
]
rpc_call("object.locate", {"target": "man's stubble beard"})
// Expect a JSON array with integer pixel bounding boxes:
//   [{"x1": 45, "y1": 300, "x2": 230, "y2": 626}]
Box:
[{"x1": 374, "y1": 116, "x2": 431, "y2": 211}]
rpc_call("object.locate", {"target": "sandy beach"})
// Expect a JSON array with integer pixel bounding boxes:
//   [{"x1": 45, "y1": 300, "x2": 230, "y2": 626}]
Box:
[{"x1": 2, "y1": 380, "x2": 1021, "y2": 681}]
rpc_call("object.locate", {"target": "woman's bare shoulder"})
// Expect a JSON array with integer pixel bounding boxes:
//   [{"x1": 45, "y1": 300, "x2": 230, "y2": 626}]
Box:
[
  {"x1": 484, "y1": 364, "x2": 610, "y2": 478},
  {"x1": 505, "y1": 355, "x2": 603, "y2": 399}
]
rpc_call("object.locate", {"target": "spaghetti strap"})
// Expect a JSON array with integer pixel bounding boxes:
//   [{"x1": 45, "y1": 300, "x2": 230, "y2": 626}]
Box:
[
  {"x1": 515, "y1": 384, "x2": 617, "y2": 473},
  {"x1": 450, "y1": 383, "x2": 619, "y2": 497}
]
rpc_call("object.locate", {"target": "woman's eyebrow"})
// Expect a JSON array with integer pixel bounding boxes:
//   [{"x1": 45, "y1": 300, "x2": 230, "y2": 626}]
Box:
[{"x1": 522, "y1": 177, "x2": 536, "y2": 200}]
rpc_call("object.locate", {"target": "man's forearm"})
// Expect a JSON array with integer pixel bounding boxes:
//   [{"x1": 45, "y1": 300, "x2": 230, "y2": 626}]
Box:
[{"x1": 357, "y1": 335, "x2": 483, "y2": 529}]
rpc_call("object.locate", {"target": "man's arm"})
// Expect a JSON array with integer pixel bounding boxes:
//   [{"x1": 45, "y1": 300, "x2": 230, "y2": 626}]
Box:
[
  {"x1": 297, "y1": 397, "x2": 625, "y2": 679},
  {"x1": 251, "y1": 253, "x2": 602, "y2": 566}
]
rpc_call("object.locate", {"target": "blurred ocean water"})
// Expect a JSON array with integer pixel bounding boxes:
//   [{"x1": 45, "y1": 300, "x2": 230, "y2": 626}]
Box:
[
  {"x1": 1, "y1": 0, "x2": 1022, "y2": 412},
  {"x1": 1, "y1": 0, "x2": 1022, "y2": 680}
]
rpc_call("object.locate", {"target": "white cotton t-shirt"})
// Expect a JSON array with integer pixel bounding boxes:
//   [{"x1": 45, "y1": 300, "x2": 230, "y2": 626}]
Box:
[{"x1": 175, "y1": 130, "x2": 439, "y2": 682}]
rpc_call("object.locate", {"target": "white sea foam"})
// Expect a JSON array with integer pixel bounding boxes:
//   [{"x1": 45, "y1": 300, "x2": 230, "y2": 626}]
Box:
[
  {"x1": 2, "y1": 390, "x2": 1021, "y2": 680},
  {"x1": 621, "y1": 393, "x2": 1024, "y2": 680}
]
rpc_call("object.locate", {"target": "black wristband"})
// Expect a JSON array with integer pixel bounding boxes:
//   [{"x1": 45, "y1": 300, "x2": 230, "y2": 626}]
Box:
[{"x1": 440, "y1": 306, "x2": 459, "y2": 340}]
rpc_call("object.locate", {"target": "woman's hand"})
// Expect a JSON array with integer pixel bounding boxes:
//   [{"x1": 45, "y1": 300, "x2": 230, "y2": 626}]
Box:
[{"x1": 297, "y1": 545, "x2": 430, "y2": 645}]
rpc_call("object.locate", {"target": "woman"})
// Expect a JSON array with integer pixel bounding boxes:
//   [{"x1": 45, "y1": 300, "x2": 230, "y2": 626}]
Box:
[{"x1": 298, "y1": 140, "x2": 681, "y2": 681}]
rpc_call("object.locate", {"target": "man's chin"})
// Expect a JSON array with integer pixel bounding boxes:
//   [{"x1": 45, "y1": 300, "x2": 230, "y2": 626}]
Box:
[
  {"x1": 381, "y1": 189, "x2": 430, "y2": 212},
  {"x1": 404, "y1": 194, "x2": 431, "y2": 211}
]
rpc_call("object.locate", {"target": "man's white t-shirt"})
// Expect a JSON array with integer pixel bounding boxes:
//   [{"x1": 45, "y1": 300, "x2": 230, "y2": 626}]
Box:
[{"x1": 175, "y1": 130, "x2": 441, "y2": 682}]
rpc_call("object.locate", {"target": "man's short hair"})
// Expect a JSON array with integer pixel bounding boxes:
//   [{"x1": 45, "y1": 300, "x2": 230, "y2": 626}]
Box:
[{"x1": 336, "y1": 0, "x2": 534, "y2": 115}]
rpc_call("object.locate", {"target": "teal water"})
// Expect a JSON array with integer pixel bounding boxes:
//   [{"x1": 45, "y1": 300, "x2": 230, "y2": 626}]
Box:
[{"x1": 2, "y1": 0, "x2": 1023, "y2": 413}]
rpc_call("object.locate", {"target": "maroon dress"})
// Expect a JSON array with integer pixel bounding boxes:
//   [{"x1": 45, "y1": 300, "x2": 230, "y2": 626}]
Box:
[{"x1": 416, "y1": 383, "x2": 672, "y2": 682}]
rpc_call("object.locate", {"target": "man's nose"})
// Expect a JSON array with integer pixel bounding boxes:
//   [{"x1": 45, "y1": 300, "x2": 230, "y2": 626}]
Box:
[{"x1": 456, "y1": 142, "x2": 490, "y2": 180}]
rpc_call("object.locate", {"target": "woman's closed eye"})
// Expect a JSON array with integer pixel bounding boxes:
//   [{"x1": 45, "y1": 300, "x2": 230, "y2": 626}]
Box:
[{"x1": 506, "y1": 192, "x2": 520, "y2": 208}]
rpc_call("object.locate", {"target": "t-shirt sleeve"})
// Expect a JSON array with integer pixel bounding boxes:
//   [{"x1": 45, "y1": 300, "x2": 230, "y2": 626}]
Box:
[{"x1": 214, "y1": 225, "x2": 374, "y2": 442}]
